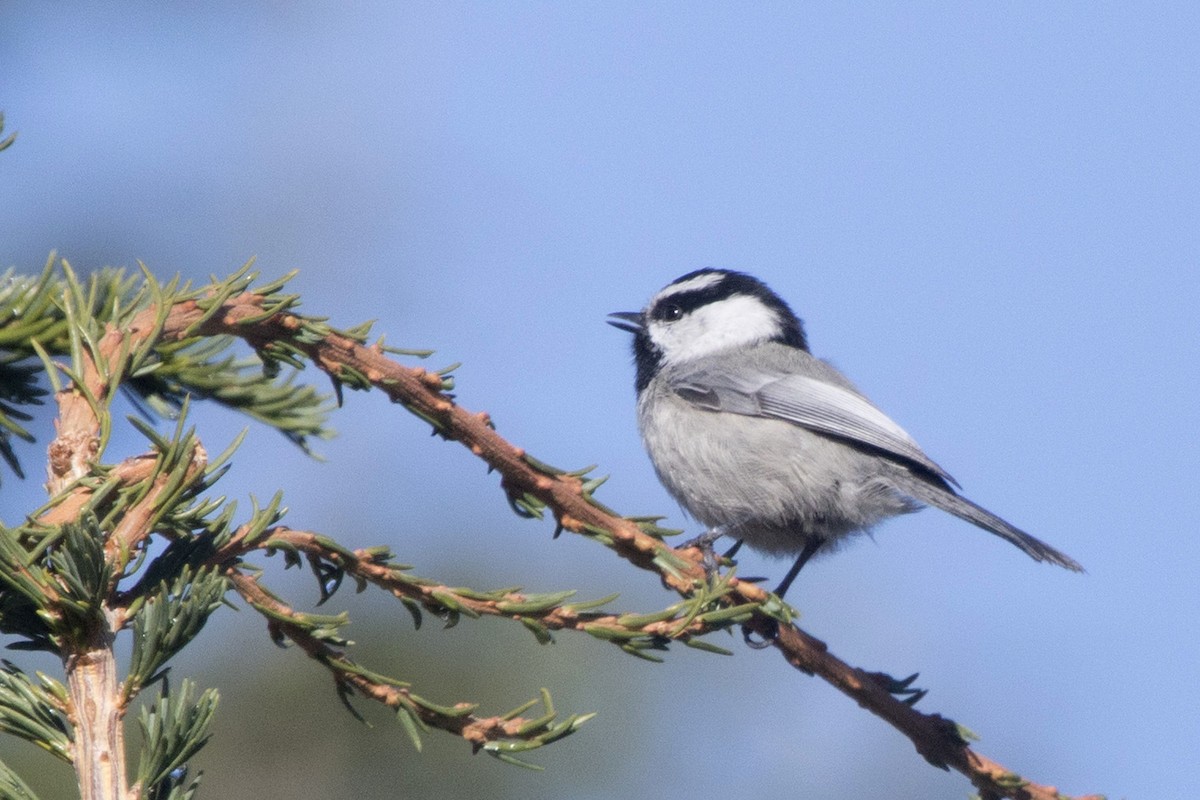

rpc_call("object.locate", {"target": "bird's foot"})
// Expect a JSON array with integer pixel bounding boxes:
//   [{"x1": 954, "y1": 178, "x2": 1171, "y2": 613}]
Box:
[
  {"x1": 680, "y1": 525, "x2": 737, "y2": 580},
  {"x1": 741, "y1": 619, "x2": 778, "y2": 649},
  {"x1": 679, "y1": 525, "x2": 730, "y2": 553}
]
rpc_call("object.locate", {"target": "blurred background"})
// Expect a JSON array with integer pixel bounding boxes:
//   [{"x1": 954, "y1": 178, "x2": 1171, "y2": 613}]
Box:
[{"x1": 2, "y1": 3, "x2": 1197, "y2": 798}]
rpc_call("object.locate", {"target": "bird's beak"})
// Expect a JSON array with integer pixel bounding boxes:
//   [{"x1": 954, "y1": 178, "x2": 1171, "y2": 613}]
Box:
[{"x1": 606, "y1": 311, "x2": 644, "y2": 334}]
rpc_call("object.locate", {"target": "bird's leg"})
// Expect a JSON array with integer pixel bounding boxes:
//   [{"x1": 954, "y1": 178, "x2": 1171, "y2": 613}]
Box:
[
  {"x1": 742, "y1": 537, "x2": 823, "y2": 649},
  {"x1": 773, "y1": 537, "x2": 823, "y2": 600},
  {"x1": 721, "y1": 539, "x2": 744, "y2": 560}
]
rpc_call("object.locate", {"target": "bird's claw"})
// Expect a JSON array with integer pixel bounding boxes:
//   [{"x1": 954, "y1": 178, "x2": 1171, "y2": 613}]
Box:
[
  {"x1": 865, "y1": 670, "x2": 928, "y2": 705},
  {"x1": 680, "y1": 526, "x2": 737, "y2": 582},
  {"x1": 740, "y1": 618, "x2": 779, "y2": 649}
]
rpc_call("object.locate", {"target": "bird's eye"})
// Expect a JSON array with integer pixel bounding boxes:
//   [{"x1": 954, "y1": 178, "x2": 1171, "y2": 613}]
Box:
[{"x1": 658, "y1": 303, "x2": 684, "y2": 322}]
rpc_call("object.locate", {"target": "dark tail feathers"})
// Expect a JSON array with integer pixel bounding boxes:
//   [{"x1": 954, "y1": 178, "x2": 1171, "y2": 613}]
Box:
[{"x1": 898, "y1": 478, "x2": 1083, "y2": 572}]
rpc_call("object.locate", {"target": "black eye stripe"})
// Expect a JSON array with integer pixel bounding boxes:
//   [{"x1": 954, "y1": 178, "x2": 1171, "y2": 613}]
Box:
[
  {"x1": 651, "y1": 300, "x2": 687, "y2": 321},
  {"x1": 650, "y1": 269, "x2": 809, "y2": 351},
  {"x1": 650, "y1": 290, "x2": 717, "y2": 320},
  {"x1": 652, "y1": 275, "x2": 772, "y2": 321}
]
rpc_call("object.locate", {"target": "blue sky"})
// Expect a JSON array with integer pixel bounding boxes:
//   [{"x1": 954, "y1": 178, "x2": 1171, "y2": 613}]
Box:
[{"x1": 2, "y1": 4, "x2": 1198, "y2": 798}]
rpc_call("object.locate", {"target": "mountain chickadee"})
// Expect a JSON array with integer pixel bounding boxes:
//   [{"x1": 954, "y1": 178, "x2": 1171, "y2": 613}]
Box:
[{"x1": 608, "y1": 268, "x2": 1082, "y2": 597}]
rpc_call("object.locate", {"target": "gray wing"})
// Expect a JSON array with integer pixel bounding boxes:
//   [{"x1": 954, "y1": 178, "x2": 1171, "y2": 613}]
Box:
[{"x1": 669, "y1": 365, "x2": 960, "y2": 487}]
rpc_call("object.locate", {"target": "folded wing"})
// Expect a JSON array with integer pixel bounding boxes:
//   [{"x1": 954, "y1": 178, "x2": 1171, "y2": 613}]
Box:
[{"x1": 669, "y1": 365, "x2": 960, "y2": 487}]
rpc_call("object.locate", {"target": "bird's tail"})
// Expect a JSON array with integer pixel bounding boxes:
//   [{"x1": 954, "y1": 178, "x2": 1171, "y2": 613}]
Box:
[{"x1": 897, "y1": 478, "x2": 1084, "y2": 572}]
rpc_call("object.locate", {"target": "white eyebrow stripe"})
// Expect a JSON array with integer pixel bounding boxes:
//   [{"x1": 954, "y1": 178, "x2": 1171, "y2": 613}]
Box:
[{"x1": 654, "y1": 271, "x2": 724, "y2": 300}]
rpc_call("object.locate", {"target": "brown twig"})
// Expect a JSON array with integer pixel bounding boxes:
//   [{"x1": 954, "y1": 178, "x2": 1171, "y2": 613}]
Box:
[
  {"x1": 214, "y1": 525, "x2": 739, "y2": 644},
  {"x1": 151, "y1": 290, "x2": 1095, "y2": 800},
  {"x1": 39, "y1": 454, "x2": 158, "y2": 525},
  {"x1": 39, "y1": 286, "x2": 1096, "y2": 799},
  {"x1": 103, "y1": 441, "x2": 207, "y2": 565},
  {"x1": 43, "y1": 321, "x2": 135, "y2": 800},
  {"x1": 223, "y1": 567, "x2": 581, "y2": 750},
  {"x1": 62, "y1": 619, "x2": 126, "y2": 800}
]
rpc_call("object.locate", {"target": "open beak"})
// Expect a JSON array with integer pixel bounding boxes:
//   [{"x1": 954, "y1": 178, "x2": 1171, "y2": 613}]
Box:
[{"x1": 606, "y1": 311, "x2": 644, "y2": 334}]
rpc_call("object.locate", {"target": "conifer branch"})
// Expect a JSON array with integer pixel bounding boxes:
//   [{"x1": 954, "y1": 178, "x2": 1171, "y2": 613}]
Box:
[
  {"x1": 39, "y1": 278, "x2": 131, "y2": 800},
  {"x1": 213, "y1": 526, "x2": 753, "y2": 658},
  {"x1": 63, "y1": 626, "x2": 126, "y2": 800},
  {"x1": 223, "y1": 567, "x2": 591, "y2": 762},
  {"x1": 37, "y1": 454, "x2": 158, "y2": 526},
  {"x1": 161, "y1": 286, "x2": 1095, "y2": 800},
  {"x1": 104, "y1": 440, "x2": 207, "y2": 570},
  {"x1": 0, "y1": 262, "x2": 1100, "y2": 798}
]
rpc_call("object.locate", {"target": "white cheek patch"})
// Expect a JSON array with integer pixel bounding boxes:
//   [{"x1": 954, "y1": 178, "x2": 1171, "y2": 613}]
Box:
[{"x1": 649, "y1": 295, "x2": 781, "y2": 364}]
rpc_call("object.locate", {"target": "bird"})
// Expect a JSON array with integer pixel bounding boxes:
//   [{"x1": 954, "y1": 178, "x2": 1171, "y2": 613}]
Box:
[{"x1": 608, "y1": 268, "x2": 1082, "y2": 599}]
